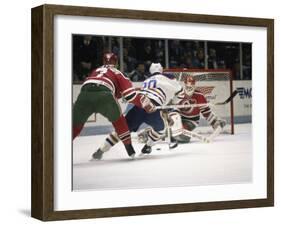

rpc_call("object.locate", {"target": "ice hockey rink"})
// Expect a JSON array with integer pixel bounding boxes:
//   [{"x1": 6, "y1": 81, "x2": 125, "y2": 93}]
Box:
[{"x1": 72, "y1": 123, "x2": 252, "y2": 191}]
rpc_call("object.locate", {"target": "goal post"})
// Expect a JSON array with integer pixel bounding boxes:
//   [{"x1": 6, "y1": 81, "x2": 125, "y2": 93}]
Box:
[{"x1": 164, "y1": 68, "x2": 234, "y2": 134}]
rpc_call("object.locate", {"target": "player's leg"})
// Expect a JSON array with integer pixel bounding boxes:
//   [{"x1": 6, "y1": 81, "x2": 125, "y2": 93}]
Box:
[
  {"x1": 93, "y1": 105, "x2": 145, "y2": 159},
  {"x1": 140, "y1": 110, "x2": 165, "y2": 154},
  {"x1": 125, "y1": 106, "x2": 147, "y2": 132},
  {"x1": 94, "y1": 93, "x2": 137, "y2": 158},
  {"x1": 73, "y1": 84, "x2": 117, "y2": 139},
  {"x1": 92, "y1": 131, "x2": 120, "y2": 160},
  {"x1": 73, "y1": 89, "x2": 98, "y2": 139}
]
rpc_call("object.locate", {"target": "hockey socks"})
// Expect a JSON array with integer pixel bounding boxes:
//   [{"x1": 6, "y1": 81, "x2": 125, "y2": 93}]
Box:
[
  {"x1": 100, "y1": 132, "x2": 119, "y2": 152},
  {"x1": 111, "y1": 115, "x2": 136, "y2": 157},
  {"x1": 112, "y1": 115, "x2": 132, "y2": 145},
  {"x1": 95, "y1": 115, "x2": 131, "y2": 153},
  {"x1": 97, "y1": 133, "x2": 135, "y2": 159},
  {"x1": 146, "y1": 128, "x2": 162, "y2": 146},
  {"x1": 93, "y1": 133, "x2": 119, "y2": 160}
]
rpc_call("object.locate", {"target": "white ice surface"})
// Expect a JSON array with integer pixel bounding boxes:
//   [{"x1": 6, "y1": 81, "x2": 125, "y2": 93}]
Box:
[{"x1": 73, "y1": 123, "x2": 252, "y2": 191}]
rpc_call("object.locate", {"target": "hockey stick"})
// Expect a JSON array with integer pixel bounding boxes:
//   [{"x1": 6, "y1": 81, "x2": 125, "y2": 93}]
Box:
[
  {"x1": 155, "y1": 90, "x2": 238, "y2": 110},
  {"x1": 161, "y1": 111, "x2": 178, "y2": 149},
  {"x1": 215, "y1": 89, "x2": 238, "y2": 105},
  {"x1": 182, "y1": 129, "x2": 210, "y2": 143}
]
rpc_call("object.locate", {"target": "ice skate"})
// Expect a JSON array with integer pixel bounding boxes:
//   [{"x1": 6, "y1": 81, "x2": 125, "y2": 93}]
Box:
[
  {"x1": 125, "y1": 144, "x2": 136, "y2": 159},
  {"x1": 141, "y1": 144, "x2": 152, "y2": 155},
  {"x1": 92, "y1": 148, "x2": 104, "y2": 160}
]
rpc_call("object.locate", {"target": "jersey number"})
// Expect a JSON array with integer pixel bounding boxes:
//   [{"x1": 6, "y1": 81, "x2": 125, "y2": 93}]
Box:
[
  {"x1": 96, "y1": 68, "x2": 108, "y2": 77},
  {"x1": 143, "y1": 80, "x2": 157, "y2": 89}
]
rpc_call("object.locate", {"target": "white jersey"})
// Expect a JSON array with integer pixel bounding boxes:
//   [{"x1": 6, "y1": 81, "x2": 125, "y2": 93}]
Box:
[{"x1": 139, "y1": 74, "x2": 184, "y2": 106}]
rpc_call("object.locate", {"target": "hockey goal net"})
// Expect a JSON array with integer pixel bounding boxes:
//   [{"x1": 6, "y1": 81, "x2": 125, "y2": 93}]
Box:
[{"x1": 164, "y1": 68, "x2": 234, "y2": 134}]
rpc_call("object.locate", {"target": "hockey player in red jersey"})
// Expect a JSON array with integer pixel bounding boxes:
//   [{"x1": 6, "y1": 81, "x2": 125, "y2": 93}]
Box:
[
  {"x1": 92, "y1": 63, "x2": 185, "y2": 160},
  {"x1": 73, "y1": 52, "x2": 146, "y2": 158},
  {"x1": 169, "y1": 75, "x2": 226, "y2": 143}
]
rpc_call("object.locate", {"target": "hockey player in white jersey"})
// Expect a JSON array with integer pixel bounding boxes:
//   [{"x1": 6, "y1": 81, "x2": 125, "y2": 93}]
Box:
[{"x1": 92, "y1": 63, "x2": 184, "y2": 160}]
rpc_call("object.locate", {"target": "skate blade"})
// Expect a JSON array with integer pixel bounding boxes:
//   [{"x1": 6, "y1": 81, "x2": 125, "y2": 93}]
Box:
[
  {"x1": 169, "y1": 142, "x2": 178, "y2": 149},
  {"x1": 138, "y1": 152, "x2": 151, "y2": 158},
  {"x1": 129, "y1": 153, "x2": 136, "y2": 159},
  {"x1": 89, "y1": 157, "x2": 102, "y2": 161}
]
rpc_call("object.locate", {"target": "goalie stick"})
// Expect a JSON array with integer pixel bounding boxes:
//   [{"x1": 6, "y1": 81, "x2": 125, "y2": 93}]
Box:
[
  {"x1": 155, "y1": 90, "x2": 238, "y2": 110},
  {"x1": 182, "y1": 129, "x2": 210, "y2": 143},
  {"x1": 182, "y1": 127, "x2": 224, "y2": 143},
  {"x1": 161, "y1": 111, "x2": 178, "y2": 149}
]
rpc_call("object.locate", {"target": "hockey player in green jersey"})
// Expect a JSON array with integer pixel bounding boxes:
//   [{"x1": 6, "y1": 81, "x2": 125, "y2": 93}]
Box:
[{"x1": 73, "y1": 53, "x2": 152, "y2": 158}]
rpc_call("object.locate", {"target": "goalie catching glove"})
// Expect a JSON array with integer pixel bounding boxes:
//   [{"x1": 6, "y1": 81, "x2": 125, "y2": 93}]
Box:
[{"x1": 140, "y1": 95, "x2": 156, "y2": 113}]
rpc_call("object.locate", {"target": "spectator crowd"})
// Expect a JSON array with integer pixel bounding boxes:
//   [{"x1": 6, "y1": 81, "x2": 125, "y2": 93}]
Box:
[{"x1": 73, "y1": 35, "x2": 252, "y2": 82}]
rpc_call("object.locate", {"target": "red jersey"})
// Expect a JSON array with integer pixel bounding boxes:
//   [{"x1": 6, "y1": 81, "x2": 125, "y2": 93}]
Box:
[
  {"x1": 83, "y1": 65, "x2": 141, "y2": 105},
  {"x1": 176, "y1": 90, "x2": 213, "y2": 125}
]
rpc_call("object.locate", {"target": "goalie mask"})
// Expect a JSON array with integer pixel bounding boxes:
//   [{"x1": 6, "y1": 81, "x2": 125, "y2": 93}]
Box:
[{"x1": 184, "y1": 76, "x2": 196, "y2": 96}]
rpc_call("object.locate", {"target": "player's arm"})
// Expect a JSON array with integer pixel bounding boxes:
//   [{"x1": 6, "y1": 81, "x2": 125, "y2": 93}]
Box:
[
  {"x1": 117, "y1": 72, "x2": 156, "y2": 113},
  {"x1": 123, "y1": 88, "x2": 156, "y2": 113},
  {"x1": 199, "y1": 94, "x2": 226, "y2": 130}
]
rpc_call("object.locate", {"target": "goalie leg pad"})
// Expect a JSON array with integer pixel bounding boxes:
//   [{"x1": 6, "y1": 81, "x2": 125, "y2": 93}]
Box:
[
  {"x1": 173, "y1": 120, "x2": 197, "y2": 143},
  {"x1": 174, "y1": 134, "x2": 191, "y2": 143},
  {"x1": 167, "y1": 112, "x2": 183, "y2": 137}
]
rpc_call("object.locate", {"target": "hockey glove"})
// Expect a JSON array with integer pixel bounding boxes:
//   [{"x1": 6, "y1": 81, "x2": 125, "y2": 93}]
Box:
[{"x1": 140, "y1": 95, "x2": 156, "y2": 113}]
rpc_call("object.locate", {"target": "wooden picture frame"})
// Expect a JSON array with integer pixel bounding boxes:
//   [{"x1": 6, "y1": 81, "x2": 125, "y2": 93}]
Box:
[{"x1": 31, "y1": 4, "x2": 274, "y2": 221}]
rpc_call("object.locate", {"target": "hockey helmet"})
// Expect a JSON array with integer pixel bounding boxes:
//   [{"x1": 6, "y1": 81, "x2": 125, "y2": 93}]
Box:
[
  {"x1": 184, "y1": 76, "x2": 196, "y2": 96},
  {"x1": 149, "y1": 63, "x2": 163, "y2": 75},
  {"x1": 103, "y1": 52, "x2": 118, "y2": 66}
]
